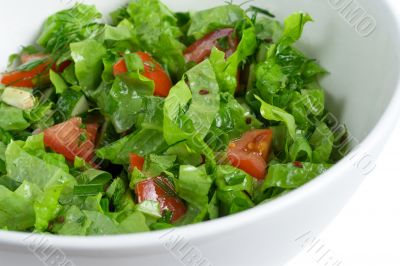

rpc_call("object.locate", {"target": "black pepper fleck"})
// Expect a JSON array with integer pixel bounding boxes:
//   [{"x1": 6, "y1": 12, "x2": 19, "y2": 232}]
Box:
[
  {"x1": 245, "y1": 117, "x2": 252, "y2": 125},
  {"x1": 56, "y1": 216, "x2": 65, "y2": 224},
  {"x1": 293, "y1": 161, "x2": 304, "y2": 168},
  {"x1": 199, "y1": 89, "x2": 209, "y2": 95}
]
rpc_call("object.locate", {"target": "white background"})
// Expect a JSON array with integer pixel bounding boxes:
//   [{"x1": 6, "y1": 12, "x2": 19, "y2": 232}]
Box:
[{"x1": 288, "y1": 120, "x2": 400, "y2": 265}]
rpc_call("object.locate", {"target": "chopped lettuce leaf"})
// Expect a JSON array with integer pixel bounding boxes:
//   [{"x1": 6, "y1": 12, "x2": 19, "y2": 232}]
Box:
[
  {"x1": 143, "y1": 154, "x2": 176, "y2": 177},
  {"x1": 280, "y1": 13, "x2": 313, "y2": 47},
  {"x1": 164, "y1": 60, "x2": 220, "y2": 143},
  {"x1": 176, "y1": 165, "x2": 213, "y2": 210},
  {"x1": 188, "y1": 5, "x2": 247, "y2": 39},
  {"x1": 71, "y1": 39, "x2": 106, "y2": 92},
  {"x1": 209, "y1": 26, "x2": 257, "y2": 94},
  {"x1": 125, "y1": 0, "x2": 186, "y2": 79},
  {"x1": 37, "y1": 4, "x2": 102, "y2": 53},
  {"x1": 50, "y1": 70, "x2": 68, "y2": 94},
  {"x1": 262, "y1": 162, "x2": 331, "y2": 191},
  {"x1": 215, "y1": 165, "x2": 253, "y2": 195},
  {"x1": 256, "y1": 95, "x2": 296, "y2": 139},
  {"x1": 0, "y1": 104, "x2": 30, "y2": 131},
  {"x1": 91, "y1": 74, "x2": 154, "y2": 133},
  {"x1": 0, "y1": 185, "x2": 35, "y2": 230},
  {"x1": 310, "y1": 122, "x2": 334, "y2": 163},
  {"x1": 5, "y1": 136, "x2": 76, "y2": 231},
  {"x1": 97, "y1": 128, "x2": 168, "y2": 165},
  {"x1": 207, "y1": 93, "x2": 261, "y2": 151}
]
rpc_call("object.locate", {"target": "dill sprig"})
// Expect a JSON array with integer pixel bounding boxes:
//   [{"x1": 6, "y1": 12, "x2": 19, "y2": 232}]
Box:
[{"x1": 37, "y1": 3, "x2": 104, "y2": 64}]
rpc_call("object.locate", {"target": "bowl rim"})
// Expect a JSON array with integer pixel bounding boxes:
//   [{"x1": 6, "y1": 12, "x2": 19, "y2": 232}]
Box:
[{"x1": 1, "y1": 0, "x2": 400, "y2": 254}]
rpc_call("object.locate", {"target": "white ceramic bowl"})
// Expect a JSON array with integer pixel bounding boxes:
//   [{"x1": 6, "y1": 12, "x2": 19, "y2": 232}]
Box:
[{"x1": 1, "y1": 0, "x2": 400, "y2": 265}]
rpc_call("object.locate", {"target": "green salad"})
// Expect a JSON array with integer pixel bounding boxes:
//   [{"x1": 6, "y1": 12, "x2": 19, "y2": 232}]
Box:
[{"x1": 0, "y1": 1, "x2": 346, "y2": 235}]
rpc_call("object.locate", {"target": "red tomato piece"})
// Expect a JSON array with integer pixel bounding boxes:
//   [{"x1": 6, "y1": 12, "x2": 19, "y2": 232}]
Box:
[
  {"x1": 113, "y1": 52, "x2": 172, "y2": 97},
  {"x1": 129, "y1": 153, "x2": 145, "y2": 171},
  {"x1": 227, "y1": 129, "x2": 273, "y2": 180},
  {"x1": 85, "y1": 122, "x2": 99, "y2": 143},
  {"x1": 54, "y1": 60, "x2": 72, "y2": 73},
  {"x1": 113, "y1": 58, "x2": 128, "y2": 76},
  {"x1": 135, "y1": 176, "x2": 187, "y2": 222},
  {"x1": 43, "y1": 117, "x2": 98, "y2": 164},
  {"x1": 1, "y1": 62, "x2": 50, "y2": 87},
  {"x1": 1, "y1": 53, "x2": 71, "y2": 88},
  {"x1": 184, "y1": 28, "x2": 238, "y2": 64}
]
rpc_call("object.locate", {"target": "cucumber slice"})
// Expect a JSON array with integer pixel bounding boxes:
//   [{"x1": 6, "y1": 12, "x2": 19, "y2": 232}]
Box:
[
  {"x1": 55, "y1": 89, "x2": 89, "y2": 122},
  {"x1": 0, "y1": 87, "x2": 35, "y2": 110},
  {"x1": 71, "y1": 94, "x2": 89, "y2": 116},
  {"x1": 97, "y1": 119, "x2": 119, "y2": 147}
]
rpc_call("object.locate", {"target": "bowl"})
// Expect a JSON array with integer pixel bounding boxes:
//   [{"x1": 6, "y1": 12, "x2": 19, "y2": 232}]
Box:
[{"x1": 1, "y1": 0, "x2": 400, "y2": 265}]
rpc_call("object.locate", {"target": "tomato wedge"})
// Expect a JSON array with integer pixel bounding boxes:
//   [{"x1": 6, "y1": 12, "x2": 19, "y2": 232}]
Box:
[
  {"x1": 227, "y1": 129, "x2": 273, "y2": 180},
  {"x1": 135, "y1": 176, "x2": 187, "y2": 222},
  {"x1": 113, "y1": 52, "x2": 172, "y2": 97},
  {"x1": 129, "y1": 153, "x2": 145, "y2": 171},
  {"x1": 113, "y1": 58, "x2": 128, "y2": 76},
  {"x1": 184, "y1": 28, "x2": 238, "y2": 64},
  {"x1": 1, "y1": 53, "x2": 71, "y2": 88},
  {"x1": 43, "y1": 117, "x2": 98, "y2": 163},
  {"x1": 1, "y1": 62, "x2": 50, "y2": 88}
]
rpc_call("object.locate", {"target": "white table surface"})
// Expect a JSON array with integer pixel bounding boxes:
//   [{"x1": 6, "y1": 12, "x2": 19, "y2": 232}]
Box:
[{"x1": 287, "y1": 120, "x2": 400, "y2": 266}]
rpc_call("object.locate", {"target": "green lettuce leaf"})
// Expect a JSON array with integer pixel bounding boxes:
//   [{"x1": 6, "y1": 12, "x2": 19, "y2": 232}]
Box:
[
  {"x1": 96, "y1": 128, "x2": 167, "y2": 165},
  {"x1": 255, "y1": 17, "x2": 283, "y2": 42},
  {"x1": 215, "y1": 165, "x2": 255, "y2": 215},
  {"x1": 289, "y1": 132, "x2": 313, "y2": 162},
  {"x1": 125, "y1": 0, "x2": 186, "y2": 79},
  {"x1": 310, "y1": 122, "x2": 334, "y2": 163},
  {"x1": 117, "y1": 211, "x2": 149, "y2": 233},
  {"x1": 0, "y1": 128, "x2": 13, "y2": 144},
  {"x1": 84, "y1": 210, "x2": 121, "y2": 235},
  {"x1": 165, "y1": 142, "x2": 203, "y2": 166},
  {"x1": 176, "y1": 165, "x2": 213, "y2": 210},
  {"x1": 188, "y1": 5, "x2": 247, "y2": 39},
  {"x1": 164, "y1": 60, "x2": 220, "y2": 144},
  {"x1": 217, "y1": 190, "x2": 254, "y2": 215},
  {"x1": 262, "y1": 162, "x2": 331, "y2": 191},
  {"x1": 51, "y1": 205, "x2": 89, "y2": 235},
  {"x1": 0, "y1": 141, "x2": 6, "y2": 174},
  {"x1": 280, "y1": 13, "x2": 313, "y2": 47},
  {"x1": 163, "y1": 60, "x2": 220, "y2": 167},
  {"x1": 185, "y1": 60, "x2": 220, "y2": 138},
  {"x1": 143, "y1": 154, "x2": 177, "y2": 177},
  {"x1": 206, "y1": 93, "x2": 261, "y2": 151},
  {"x1": 102, "y1": 20, "x2": 137, "y2": 42},
  {"x1": 5, "y1": 135, "x2": 76, "y2": 230},
  {"x1": 70, "y1": 39, "x2": 106, "y2": 92},
  {"x1": 256, "y1": 95, "x2": 296, "y2": 139},
  {"x1": 96, "y1": 96, "x2": 168, "y2": 164},
  {"x1": 0, "y1": 104, "x2": 30, "y2": 131},
  {"x1": 163, "y1": 80, "x2": 192, "y2": 144},
  {"x1": 0, "y1": 185, "x2": 35, "y2": 230},
  {"x1": 106, "y1": 177, "x2": 135, "y2": 212},
  {"x1": 16, "y1": 181, "x2": 64, "y2": 231},
  {"x1": 37, "y1": 4, "x2": 102, "y2": 53},
  {"x1": 209, "y1": 26, "x2": 257, "y2": 94},
  {"x1": 215, "y1": 165, "x2": 253, "y2": 194},
  {"x1": 50, "y1": 70, "x2": 68, "y2": 94},
  {"x1": 92, "y1": 72, "x2": 154, "y2": 133}
]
